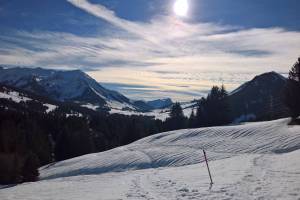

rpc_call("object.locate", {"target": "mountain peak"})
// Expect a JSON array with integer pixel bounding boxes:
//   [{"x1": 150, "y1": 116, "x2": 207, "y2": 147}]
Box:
[
  {"x1": 146, "y1": 98, "x2": 173, "y2": 109},
  {"x1": 0, "y1": 67, "x2": 135, "y2": 110},
  {"x1": 253, "y1": 71, "x2": 286, "y2": 82},
  {"x1": 229, "y1": 71, "x2": 288, "y2": 122}
]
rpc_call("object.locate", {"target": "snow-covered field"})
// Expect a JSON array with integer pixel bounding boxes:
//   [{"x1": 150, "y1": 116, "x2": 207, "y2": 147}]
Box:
[{"x1": 1, "y1": 118, "x2": 300, "y2": 200}]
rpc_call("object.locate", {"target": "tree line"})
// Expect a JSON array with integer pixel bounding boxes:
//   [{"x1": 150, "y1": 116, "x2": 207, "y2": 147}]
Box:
[
  {"x1": 164, "y1": 84, "x2": 231, "y2": 131},
  {"x1": 0, "y1": 110, "x2": 163, "y2": 184}
]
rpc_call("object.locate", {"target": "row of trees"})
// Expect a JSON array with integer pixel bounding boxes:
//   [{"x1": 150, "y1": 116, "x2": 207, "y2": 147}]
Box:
[
  {"x1": 165, "y1": 85, "x2": 231, "y2": 131},
  {"x1": 0, "y1": 109, "x2": 163, "y2": 184}
]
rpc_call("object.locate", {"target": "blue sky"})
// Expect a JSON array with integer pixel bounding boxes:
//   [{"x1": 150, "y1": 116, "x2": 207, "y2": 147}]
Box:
[{"x1": 0, "y1": 0, "x2": 300, "y2": 100}]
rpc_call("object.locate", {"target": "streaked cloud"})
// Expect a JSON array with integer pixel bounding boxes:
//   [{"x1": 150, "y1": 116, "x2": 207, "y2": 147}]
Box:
[{"x1": 0, "y1": 0, "x2": 300, "y2": 100}]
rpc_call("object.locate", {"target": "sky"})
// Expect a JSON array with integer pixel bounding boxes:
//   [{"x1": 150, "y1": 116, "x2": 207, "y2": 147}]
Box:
[{"x1": 0, "y1": 0, "x2": 300, "y2": 101}]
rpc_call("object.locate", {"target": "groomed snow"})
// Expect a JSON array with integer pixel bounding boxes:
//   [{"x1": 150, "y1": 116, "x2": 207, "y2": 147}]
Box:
[{"x1": 1, "y1": 118, "x2": 299, "y2": 200}]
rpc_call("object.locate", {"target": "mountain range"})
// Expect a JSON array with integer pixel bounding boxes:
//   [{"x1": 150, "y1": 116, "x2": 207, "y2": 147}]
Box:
[
  {"x1": 0, "y1": 67, "x2": 171, "y2": 113},
  {"x1": 0, "y1": 66, "x2": 289, "y2": 122}
]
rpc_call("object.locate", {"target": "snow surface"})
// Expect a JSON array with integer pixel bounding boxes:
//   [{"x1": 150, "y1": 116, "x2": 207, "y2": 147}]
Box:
[
  {"x1": 1, "y1": 118, "x2": 300, "y2": 200},
  {"x1": 81, "y1": 103, "x2": 99, "y2": 111},
  {"x1": 109, "y1": 108, "x2": 170, "y2": 121},
  {"x1": 0, "y1": 90, "x2": 31, "y2": 103},
  {"x1": 107, "y1": 100, "x2": 136, "y2": 111},
  {"x1": 66, "y1": 112, "x2": 83, "y2": 118},
  {"x1": 44, "y1": 103, "x2": 58, "y2": 113}
]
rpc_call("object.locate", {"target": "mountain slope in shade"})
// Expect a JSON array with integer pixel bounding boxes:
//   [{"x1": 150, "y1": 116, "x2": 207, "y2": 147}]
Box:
[
  {"x1": 0, "y1": 67, "x2": 145, "y2": 112},
  {"x1": 229, "y1": 71, "x2": 289, "y2": 122},
  {"x1": 0, "y1": 84, "x2": 102, "y2": 116},
  {"x1": 0, "y1": 84, "x2": 58, "y2": 114}
]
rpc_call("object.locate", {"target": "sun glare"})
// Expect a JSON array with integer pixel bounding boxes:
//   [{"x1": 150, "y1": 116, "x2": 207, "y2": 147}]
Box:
[{"x1": 173, "y1": 0, "x2": 189, "y2": 17}]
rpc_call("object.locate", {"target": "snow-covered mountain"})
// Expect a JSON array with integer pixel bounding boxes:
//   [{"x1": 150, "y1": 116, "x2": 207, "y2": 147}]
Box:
[
  {"x1": 1, "y1": 118, "x2": 299, "y2": 199},
  {"x1": 0, "y1": 84, "x2": 102, "y2": 117},
  {"x1": 145, "y1": 98, "x2": 173, "y2": 109},
  {"x1": 0, "y1": 67, "x2": 147, "y2": 112}
]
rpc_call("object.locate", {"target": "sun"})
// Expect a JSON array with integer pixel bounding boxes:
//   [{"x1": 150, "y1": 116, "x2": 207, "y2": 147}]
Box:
[{"x1": 173, "y1": 0, "x2": 189, "y2": 17}]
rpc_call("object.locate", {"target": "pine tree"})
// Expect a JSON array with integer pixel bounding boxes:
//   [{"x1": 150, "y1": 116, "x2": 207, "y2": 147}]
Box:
[
  {"x1": 165, "y1": 103, "x2": 187, "y2": 131},
  {"x1": 289, "y1": 57, "x2": 300, "y2": 82},
  {"x1": 188, "y1": 109, "x2": 197, "y2": 128},
  {"x1": 284, "y1": 57, "x2": 300, "y2": 119},
  {"x1": 219, "y1": 84, "x2": 231, "y2": 124},
  {"x1": 169, "y1": 102, "x2": 184, "y2": 119},
  {"x1": 21, "y1": 152, "x2": 40, "y2": 182},
  {"x1": 196, "y1": 85, "x2": 231, "y2": 127}
]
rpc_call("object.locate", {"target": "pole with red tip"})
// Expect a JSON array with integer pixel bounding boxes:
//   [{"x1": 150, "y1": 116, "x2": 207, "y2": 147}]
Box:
[{"x1": 203, "y1": 149, "x2": 213, "y2": 185}]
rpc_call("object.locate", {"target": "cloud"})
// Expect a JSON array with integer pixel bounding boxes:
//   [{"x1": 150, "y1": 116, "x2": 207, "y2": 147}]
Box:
[{"x1": 1, "y1": 0, "x2": 300, "y2": 100}]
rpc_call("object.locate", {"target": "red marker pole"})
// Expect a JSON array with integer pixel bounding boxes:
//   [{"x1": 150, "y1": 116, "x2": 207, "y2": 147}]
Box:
[{"x1": 203, "y1": 149, "x2": 213, "y2": 185}]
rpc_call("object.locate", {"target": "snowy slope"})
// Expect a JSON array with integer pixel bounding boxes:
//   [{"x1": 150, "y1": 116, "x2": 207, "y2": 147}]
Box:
[
  {"x1": 0, "y1": 85, "x2": 58, "y2": 113},
  {"x1": 1, "y1": 118, "x2": 299, "y2": 200},
  {"x1": 39, "y1": 118, "x2": 300, "y2": 179},
  {"x1": 1, "y1": 151, "x2": 299, "y2": 200}
]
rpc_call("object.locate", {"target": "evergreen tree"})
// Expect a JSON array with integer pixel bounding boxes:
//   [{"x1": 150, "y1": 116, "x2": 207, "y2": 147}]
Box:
[
  {"x1": 188, "y1": 108, "x2": 197, "y2": 128},
  {"x1": 195, "y1": 97, "x2": 205, "y2": 127},
  {"x1": 196, "y1": 85, "x2": 231, "y2": 127},
  {"x1": 169, "y1": 102, "x2": 185, "y2": 118},
  {"x1": 284, "y1": 57, "x2": 300, "y2": 119},
  {"x1": 22, "y1": 152, "x2": 40, "y2": 182},
  {"x1": 54, "y1": 117, "x2": 95, "y2": 161},
  {"x1": 0, "y1": 106, "x2": 164, "y2": 184},
  {"x1": 164, "y1": 103, "x2": 187, "y2": 131}
]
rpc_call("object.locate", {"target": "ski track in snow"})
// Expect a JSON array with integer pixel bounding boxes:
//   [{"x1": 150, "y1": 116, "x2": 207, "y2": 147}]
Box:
[{"x1": 0, "y1": 118, "x2": 300, "y2": 200}]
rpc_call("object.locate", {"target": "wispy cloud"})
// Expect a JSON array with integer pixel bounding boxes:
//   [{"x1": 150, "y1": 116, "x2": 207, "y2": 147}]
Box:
[{"x1": 1, "y1": 0, "x2": 300, "y2": 100}]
